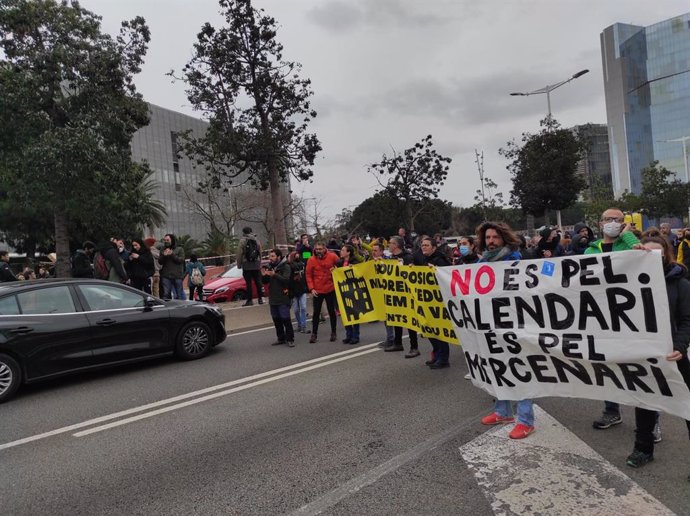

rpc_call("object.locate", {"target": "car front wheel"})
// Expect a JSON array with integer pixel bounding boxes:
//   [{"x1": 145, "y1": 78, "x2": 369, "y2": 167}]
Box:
[
  {"x1": 0, "y1": 354, "x2": 21, "y2": 403},
  {"x1": 176, "y1": 321, "x2": 213, "y2": 360}
]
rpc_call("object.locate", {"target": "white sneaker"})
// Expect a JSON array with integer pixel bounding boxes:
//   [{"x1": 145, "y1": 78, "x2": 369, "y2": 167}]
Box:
[{"x1": 464, "y1": 373, "x2": 471, "y2": 380}]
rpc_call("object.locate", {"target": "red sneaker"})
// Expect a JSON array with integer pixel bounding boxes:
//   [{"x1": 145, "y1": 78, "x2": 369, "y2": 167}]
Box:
[
  {"x1": 508, "y1": 423, "x2": 535, "y2": 439},
  {"x1": 481, "y1": 413, "x2": 515, "y2": 425}
]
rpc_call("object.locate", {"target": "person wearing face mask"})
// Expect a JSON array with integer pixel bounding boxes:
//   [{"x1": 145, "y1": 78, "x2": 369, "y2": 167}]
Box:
[
  {"x1": 585, "y1": 208, "x2": 642, "y2": 430},
  {"x1": 625, "y1": 236, "x2": 690, "y2": 470},
  {"x1": 676, "y1": 228, "x2": 690, "y2": 271},
  {"x1": 456, "y1": 236, "x2": 479, "y2": 265},
  {"x1": 96, "y1": 240, "x2": 129, "y2": 284}
]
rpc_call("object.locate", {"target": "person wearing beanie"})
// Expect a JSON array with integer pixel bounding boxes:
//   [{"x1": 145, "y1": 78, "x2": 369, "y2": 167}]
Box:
[{"x1": 534, "y1": 226, "x2": 565, "y2": 259}]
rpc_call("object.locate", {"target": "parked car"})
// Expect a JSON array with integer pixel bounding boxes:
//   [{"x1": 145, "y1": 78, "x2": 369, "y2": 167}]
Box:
[
  {"x1": 202, "y1": 262, "x2": 268, "y2": 303},
  {"x1": 0, "y1": 279, "x2": 226, "y2": 402}
]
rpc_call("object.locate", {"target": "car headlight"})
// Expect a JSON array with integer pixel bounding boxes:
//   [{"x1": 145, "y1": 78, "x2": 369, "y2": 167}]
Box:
[{"x1": 215, "y1": 287, "x2": 228, "y2": 294}]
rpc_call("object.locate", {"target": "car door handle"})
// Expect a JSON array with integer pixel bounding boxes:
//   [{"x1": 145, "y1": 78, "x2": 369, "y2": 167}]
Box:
[
  {"x1": 9, "y1": 326, "x2": 34, "y2": 334},
  {"x1": 96, "y1": 319, "x2": 116, "y2": 326}
]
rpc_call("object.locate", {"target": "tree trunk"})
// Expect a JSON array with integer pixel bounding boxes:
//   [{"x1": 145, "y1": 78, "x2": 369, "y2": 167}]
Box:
[
  {"x1": 268, "y1": 164, "x2": 287, "y2": 246},
  {"x1": 54, "y1": 211, "x2": 71, "y2": 278}
]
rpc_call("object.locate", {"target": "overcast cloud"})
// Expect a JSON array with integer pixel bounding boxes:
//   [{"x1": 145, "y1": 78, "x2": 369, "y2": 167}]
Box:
[{"x1": 79, "y1": 0, "x2": 689, "y2": 221}]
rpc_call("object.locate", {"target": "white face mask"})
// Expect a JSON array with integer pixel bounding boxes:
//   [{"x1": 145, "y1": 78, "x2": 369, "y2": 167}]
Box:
[{"x1": 603, "y1": 222, "x2": 622, "y2": 238}]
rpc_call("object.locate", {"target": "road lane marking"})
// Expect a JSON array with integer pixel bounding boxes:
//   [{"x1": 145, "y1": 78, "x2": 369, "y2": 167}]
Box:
[
  {"x1": 227, "y1": 317, "x2": 328, "y2": 336},
  {"x1": 459, "y1": 405, "x2": 674, "y2": 515},
  {"x1": 290, "y1": 414, "x2": 484, "y2": 516},
  {"x1": 0, "y1": 343, "x2": 380, "y2": 452},
  {"x1": 73, "y1": 347, "x2": 380, "y2": 437}
]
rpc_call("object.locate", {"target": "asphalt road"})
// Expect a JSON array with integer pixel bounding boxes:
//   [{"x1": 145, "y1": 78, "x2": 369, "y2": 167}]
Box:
[{"x1": 1, "y1": 319, "x2": 689, "y2": 515}]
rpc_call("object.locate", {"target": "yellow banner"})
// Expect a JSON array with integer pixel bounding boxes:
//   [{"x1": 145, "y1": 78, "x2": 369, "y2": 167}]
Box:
[{"x1": 333, "y1": 260, "x2": 459, "y2": 345}]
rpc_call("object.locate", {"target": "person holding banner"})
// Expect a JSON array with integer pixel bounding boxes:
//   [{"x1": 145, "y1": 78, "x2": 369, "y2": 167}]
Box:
[
  {"x1": 418, "y1": 236, "x2": 453, "y2": 368},
  {"x1": 456, "y1": 236, "x2": 479, "y2": 265},
  {"x1": 371, "y1": 242, "x2": 396, "y2": 347},
  {"x1": 383, "y1": 236, "x2": 420, "y2": 357},
  {"x1": 586, "y1": 208, "x2": 642, "y2": 430},
  {"x1": 475, "y1": 221, "x2": 535, "y2": 439},
  {"x1": 337, "y1": 244, "x2": 364, "y2": 344},
  {"x1": 626, "y1": 236, "x2": 690, "y2": 469},
  {"x1": 306, "y1": 242, "x2": 340, "y2": 343}
]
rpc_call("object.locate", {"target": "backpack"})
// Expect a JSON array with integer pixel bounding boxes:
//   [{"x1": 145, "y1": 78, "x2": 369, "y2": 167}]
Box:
[
  {"x1": 244, "y1": 238, "x2": 260, "y2": 262},
  {"x1": 93, "y1": 251, "x2": 109, "y2": 280},
  {"x1": 190, "y1": 266, "x2": 204, "y2": 286}
]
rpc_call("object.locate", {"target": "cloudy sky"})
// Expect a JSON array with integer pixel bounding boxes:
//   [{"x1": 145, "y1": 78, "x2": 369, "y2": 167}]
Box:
[{"x1": 80, "y1": 0, "x2": 688, "y2": 220}]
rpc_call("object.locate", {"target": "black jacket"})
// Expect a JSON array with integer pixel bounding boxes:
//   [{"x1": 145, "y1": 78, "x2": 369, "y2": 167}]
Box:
[
  {"x1": 262, "y1": 258, "x2": 291, "y2": 305},
  {"x1": 0, "y1": 261, "x2": 17, "y2": 282},
  {"x1": 419, "y1": 250, "x2": 451, "y2": 267},
  {"x1": 71, "y1": 249, "x2": 93, "y2": 278},
  {"x1": 126, "y1": 249, "x2": 155, "y2": 281},
  {"x1": 288, "y1": 260, "x2": 308, "y2": 297},
  {"x1": 665, "y1": 264, "x2": 690, "y2": 356},
  {"x1": 392, "y1": 249, "x2": 414, "y2": 265}
]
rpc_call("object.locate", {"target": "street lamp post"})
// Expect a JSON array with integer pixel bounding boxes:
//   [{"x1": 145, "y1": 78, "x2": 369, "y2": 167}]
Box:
[{"x1": 510, "y1": 69, "x2": 590, "y2": 228}]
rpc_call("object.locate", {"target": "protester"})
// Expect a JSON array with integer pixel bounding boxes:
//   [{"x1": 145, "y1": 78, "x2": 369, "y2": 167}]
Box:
[
  {"x1": 287, "y1": 251, "x2": 309, "y2": 333},
  {"x1": 676, "y1": 228, "x2": 690, "y2": 271},
  {"x1": 145, "y1": 236, "x2": 162, "y2": 297},
  {"x1": 383, "y1": 236, "x2": 419, "y2": 357},
  {"x1": 534, "y1": 226, "x2": 565, "y2": 259},
  {"x1": 113, "y1": 237, "x2": 130, "y2": 262},
  {"x1": 348, "y1": 234, "x2": 372, "y2": 262},
  {"x1": 127, "y1": 238, "x2": 155, "y2": 293},
  {"x1": 71, "y1": 241, "x2": 95, "y2": 278},
  {"x1": 337, "y1": 244, "x2": 363, "y2": 344},
  {"x1": 659, "y1": 222, "x2": 678, "y2": 250},
  {"x1": 0, "y1": 251, "x2": 17, "y2": 282},
  {"x1": 475, "y1": 221, "x2": 534, "y2": 439},
  {"x1": 456, "y1": 236, "x2": 479, "y2": 265},
  {"x1": 371, "y1": 242, "x2": 395, "y2": 346},
  {"x1": 626, "y1": 236, "x2": 690, "y2": 469},
  {"x1": 262, "y1": 248, "x2": 295, "y2": 347},
  {"x1": 570, "y1": 223, "x2": 594, "y2": 255},
  {"x1": 306, "y1": 241, "x2": 339, "y2": 343},
  {"x1": 585, "y1": 208, "x2": 642, "y2": 430},
  {"x1": 418, "y1": 236, "x2": 452, "y2": 368},
  {"x1": 158, "y1": 233, "x2": 186, "y2": 300},
  {"x1": 295, "y1": 233, "x2": 313, "y2": 260},
  {"x1": 237, "y1": 226, "x2": 264, "y2": 306},
  {"x1": 434, "y1": 233, "x2": 453, "y2": 261},
  {"x1": 95, "y1": 240, "x2": 128, "y2": 284},
  {"x1": 186, "y1": 254, "x2": 206, "y2": 301}
]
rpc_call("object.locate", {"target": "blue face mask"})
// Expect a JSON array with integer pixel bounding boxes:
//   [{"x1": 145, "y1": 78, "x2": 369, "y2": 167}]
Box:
[{"x1": 459, "y1": 245, "x2": 470, "y2": 256}]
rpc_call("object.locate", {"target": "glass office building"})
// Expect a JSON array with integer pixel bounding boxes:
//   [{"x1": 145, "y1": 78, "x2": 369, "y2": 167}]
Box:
[
  {"x1": 130, "y1": 104, "x2": 282, "y2": 243},
  {"x1": 601, "y1": 13, "x2": 690, "y2": 197},
  {"x1": 572, "y1": 124, "x2": 612, "y2": 195}
]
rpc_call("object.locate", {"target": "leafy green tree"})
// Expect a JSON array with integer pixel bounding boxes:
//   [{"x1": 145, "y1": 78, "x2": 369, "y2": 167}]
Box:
[
  {"x1": 369, "y1": 135, "x2": 451, "y2": 231},
  {"x1": 172, "y1": 0, "x2": 321, "y2": 247},
  {"x1": 349, "y1": 191, "x2": 452, "y2": 238},
  {"x1": 175, "y1": 234, "x2": 203, "y2": 258},
  {"x1": 473, "y1": 176, "x2": 505, "y2": 222},
  {"x1": 501, "y1": 117, "x2": 586, "y2": 224},
  {"x1": 0, "y1": 0, "x2": 153, "y2": 276},
  {"x1": 639, "y1": 161, "x2": 688, "y2": 219}
]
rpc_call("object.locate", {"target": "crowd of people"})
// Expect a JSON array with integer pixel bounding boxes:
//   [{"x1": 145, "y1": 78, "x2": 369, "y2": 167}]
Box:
[
  {"x1": 255, "y1": 210, "x2": 690, "y2": 476},
  {"x1": 1, "y1": 213, "x2": 689, "y2": 477}
]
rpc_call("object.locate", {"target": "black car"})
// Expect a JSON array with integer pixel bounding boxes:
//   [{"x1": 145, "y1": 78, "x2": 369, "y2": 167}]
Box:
[{"x1": 0, "y1": 279, "x2": 226, "y2": 402}]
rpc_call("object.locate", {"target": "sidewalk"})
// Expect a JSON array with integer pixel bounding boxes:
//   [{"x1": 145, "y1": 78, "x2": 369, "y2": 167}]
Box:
[{"x1": 220, "y1": 300, "x2": 275, "y2": 333}]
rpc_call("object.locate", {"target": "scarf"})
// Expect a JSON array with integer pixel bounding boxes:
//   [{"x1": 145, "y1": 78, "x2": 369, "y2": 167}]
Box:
[{"x1": 482, "y1": 246, "x2": 512, "y2": 262}]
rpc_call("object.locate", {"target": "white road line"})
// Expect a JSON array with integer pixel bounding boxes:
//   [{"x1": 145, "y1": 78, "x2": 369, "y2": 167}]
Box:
[
  {"x1": 460, "y1": 405, "x2": 674, "y2": 515},
  {"x1": 227, "y1": 325, "x2": 274, "y2": 336},
  {"x1": 74, "y1": 347, "x2": 380, "y2": 437},
  {"x1": 0, "y1": 343, "x2": 380, "y2": 452}
]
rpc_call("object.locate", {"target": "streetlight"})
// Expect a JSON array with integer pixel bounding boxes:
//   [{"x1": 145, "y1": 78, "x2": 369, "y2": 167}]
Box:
[
  {"x1": 510, "y1": 69, "x2": 590, "y2": 117},
  {"x1": 510, "y1": 69, "x2": 590, "y2": 228}
]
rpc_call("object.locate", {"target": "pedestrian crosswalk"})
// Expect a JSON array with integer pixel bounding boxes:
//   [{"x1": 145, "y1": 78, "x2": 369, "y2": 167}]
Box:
[{"x1": 459, "y1": 405, "x2": 674, "y2": 515}]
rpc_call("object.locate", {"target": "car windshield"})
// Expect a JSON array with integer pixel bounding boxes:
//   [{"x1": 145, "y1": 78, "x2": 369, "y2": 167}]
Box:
[{"x1": 220, "y1": 266, "x2": 243, "y2": 279}]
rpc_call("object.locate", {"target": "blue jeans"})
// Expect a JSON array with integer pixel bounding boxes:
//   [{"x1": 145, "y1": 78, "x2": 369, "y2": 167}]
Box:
[
  {"x1": 603, "y1": 401, "x2": 620, "y2": 416},
  {"x1": 430, "y1": 337, "x2": 449, "y2": 365},
  {"x1": 162, "y1": 277, "x2": 186, "y2": 300},
  {"x1": 495, "y1": 399, "x2": 534, "y2": 426},
  {"x1": 292, "y1": 294, "x2": 307, "y2": 329},
  {"x1": 345, "y1": 324, "x2": 360, "y2": 341}
]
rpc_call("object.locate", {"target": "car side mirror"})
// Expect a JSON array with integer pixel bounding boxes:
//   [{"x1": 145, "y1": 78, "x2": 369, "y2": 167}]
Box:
[{"x1": 144, "y1": 296, "x2": 156, "y2": 311}]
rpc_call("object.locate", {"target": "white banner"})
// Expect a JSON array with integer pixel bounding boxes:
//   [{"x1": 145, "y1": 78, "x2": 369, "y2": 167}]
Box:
[{"x1": 435, "y1": 251, "x2": 690, "y2": 419}]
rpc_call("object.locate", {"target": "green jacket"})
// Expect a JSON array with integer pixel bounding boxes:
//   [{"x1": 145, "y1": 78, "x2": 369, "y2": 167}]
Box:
[
  {"x1": 158, "y1": 246, "x2": 186, "y2": 279},
  {"x1": 584, "y1": 231, "x2": 640, "y2": 254}
]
